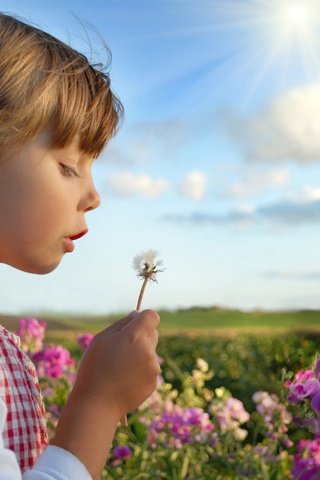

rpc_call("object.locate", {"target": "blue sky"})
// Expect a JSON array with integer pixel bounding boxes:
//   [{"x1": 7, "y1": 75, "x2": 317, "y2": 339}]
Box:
[{"x1": 1, "y1": 0, "x2": 320, "y2": 314}]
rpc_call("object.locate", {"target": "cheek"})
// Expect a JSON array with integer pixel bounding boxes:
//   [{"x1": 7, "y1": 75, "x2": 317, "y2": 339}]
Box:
[{"x1": 4, "y1": 178, "x2": 68, "y2": 245}]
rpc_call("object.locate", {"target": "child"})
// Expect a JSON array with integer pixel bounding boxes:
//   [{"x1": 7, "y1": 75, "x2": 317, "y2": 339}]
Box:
[{"x1": 0, "y1": 13, "x2": 160, "y2": 480}]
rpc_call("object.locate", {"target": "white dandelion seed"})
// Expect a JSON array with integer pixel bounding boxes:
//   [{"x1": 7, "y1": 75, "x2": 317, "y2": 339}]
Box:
[{"x1": 133, "y1": 250, "x2": 165, "y2": 311}]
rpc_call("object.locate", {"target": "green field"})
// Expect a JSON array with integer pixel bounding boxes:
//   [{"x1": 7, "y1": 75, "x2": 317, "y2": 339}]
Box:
[{"x1": 1, "y1": 307, "x2": 319, "y2": 346}]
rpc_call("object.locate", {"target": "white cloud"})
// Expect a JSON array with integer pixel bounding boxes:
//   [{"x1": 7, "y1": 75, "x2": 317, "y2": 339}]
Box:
[
  {"x1": 180, "y1": 171, "x2": 207, "y2": 201},
  {"x1": 107, "y1": 172, "x2": 170, "y2": 198},
  {"x1": 227, "y1": 168, "x2": 290, "y2": 198},
  {"x1": 287, "y1": 185, "x2": 320, "y2": 203},
  {"x1": 226, "y1": 83, "x2": 320, "y2": 163}
]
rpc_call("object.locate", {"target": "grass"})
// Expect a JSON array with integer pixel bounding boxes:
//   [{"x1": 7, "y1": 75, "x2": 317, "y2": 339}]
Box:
[{"x1": 1, "y1": 307, "x2": 319, "y2": 347}]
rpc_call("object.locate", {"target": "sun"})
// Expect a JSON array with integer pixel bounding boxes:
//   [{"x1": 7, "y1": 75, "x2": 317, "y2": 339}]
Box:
[
  {"x1": 256, "y1": 0, "x2": 320, "y2": 75},
  {"x1": 280, "y1": 1, "x2": 315, "y2": 34}
]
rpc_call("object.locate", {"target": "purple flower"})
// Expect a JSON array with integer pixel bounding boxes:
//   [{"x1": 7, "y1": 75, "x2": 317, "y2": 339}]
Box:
[
  {"x1": 147, "y1": 404, "x2": 214, "y2": 449},
  {"x1": 292, "y1": 438, "x2": 320, "y2": 479},
  {"x1": 33, "y1": 345, "x2": 75, "y2": 379},
  {"x1": 113, "y1": 445, "x2": 132, "y2": 460},
  {"x1": 210, "y1": 397, "x2": 250, "y2": 434},
  {"x1": 253, "y1": 391, "x2": 292, "y2": 445},
  {"x1": 77, "y1": 333, "x2": 94, "y2": 352},
  {"x1": 311, "y1": 392, "x2": 320, "y2": 413},
  {"x1": 16, "y1": 317, "x2": 47, "y2": 354}
]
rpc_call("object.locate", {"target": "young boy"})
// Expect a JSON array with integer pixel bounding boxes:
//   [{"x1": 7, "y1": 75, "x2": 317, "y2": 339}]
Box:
[{"x1": 0, "y1": 13, "x2": 160, "y2": 480}]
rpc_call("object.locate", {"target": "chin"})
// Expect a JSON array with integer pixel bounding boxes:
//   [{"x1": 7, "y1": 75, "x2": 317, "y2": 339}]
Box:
[{"x1": 7, "y1": 257, "x2": 62, "y2": 275}]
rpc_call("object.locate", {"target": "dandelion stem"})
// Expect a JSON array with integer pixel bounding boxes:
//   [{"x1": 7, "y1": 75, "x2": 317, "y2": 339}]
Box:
[{"x1": 136, "y1": 276, "x2": 149, "y2": 311}]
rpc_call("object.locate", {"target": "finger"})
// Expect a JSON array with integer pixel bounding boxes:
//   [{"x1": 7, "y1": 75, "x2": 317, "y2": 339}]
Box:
[
  {"x1": 105, "y1": 310, "x2": 139, "y2": 334},
  {"x1": 148, "y1": 329, "x2": 159, "y2": 350},
  {"x1": 125, "y1": 309, "x2": 160, "y2": 336}
]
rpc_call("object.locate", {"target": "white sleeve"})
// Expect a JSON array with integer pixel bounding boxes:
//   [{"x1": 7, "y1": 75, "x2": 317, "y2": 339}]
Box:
[
  {"x1": 0, "y1": 397, "x2": 21, "y2": 479},
  {"x1": 0, "y1": 398, "x2": 92, "y2": 480}
]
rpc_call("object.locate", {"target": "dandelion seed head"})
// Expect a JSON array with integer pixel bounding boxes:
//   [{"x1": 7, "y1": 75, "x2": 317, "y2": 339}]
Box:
[{"x1": 133, "y1": 249, "x2": 164, "y2": 282}]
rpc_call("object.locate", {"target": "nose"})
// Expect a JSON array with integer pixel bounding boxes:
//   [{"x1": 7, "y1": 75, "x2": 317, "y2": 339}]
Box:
[{"x1": 82, "y1": 178, "x2": 101, "y2": 212}]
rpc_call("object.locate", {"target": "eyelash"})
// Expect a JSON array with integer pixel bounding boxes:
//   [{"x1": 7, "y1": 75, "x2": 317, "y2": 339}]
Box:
[{"x1": 60, "y1": 164, "x2": 80, "y2": 178}]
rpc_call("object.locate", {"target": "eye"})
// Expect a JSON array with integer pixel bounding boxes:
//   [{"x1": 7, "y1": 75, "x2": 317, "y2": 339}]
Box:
[{"x1": 59, "y1": 164, "x2": 80, "y2": 177}]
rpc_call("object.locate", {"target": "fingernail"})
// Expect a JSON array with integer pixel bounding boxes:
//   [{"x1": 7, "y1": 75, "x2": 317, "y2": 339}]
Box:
[{"x1": 129, "y1": 310, "x2": 139, "y2": 317}]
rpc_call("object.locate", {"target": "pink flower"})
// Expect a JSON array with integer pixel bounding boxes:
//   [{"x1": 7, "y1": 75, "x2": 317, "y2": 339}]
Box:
[
  {"x1": 16, "y1": 317, "x2": 47, "y2": 354},
  {"x1": 33, "y1": 345, "x2": 75, "y2": 379},
  {"x1": 77, "y1": 333, "x2": 94, "y2": 352},
  {"x1": 295, "y1": 370, "x2": 314, "y2": 383}
]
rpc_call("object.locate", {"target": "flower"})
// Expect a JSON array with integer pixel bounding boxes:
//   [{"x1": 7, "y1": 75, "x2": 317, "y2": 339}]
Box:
[
  {"x1": 210, "y1": 397, "x2": 250, "y2": 436},
  {"x1": 33, "y1": 344, "x2": 75, "y2": 379},
  {"x1": 253, "y1": 391, "x2": 292, "y2": 445},
  {"x1": 16, "y1": 317, "x2": 47, "y2": 354},
  {"x1": 292, "y1": 438, "x2": 320, "y2": 480},
  {"x1": 147, "y1": 404, "x2": 215, "y2": 449},
  {"x1": 286, "y1": 363, "x2": 320, "y2": 430},
  {"x1": 311, "y1": 392, "x2": 320, "y2": 413},
  {"x1": 196, "y1": 358, "x2": 209, "y2": 373},
  {"x1": 77, "y1": 333, "x2": 94, "y2": 352},
  {"x1": 113, "y1": 445, "x2": 132, "y2": 460},
  {"x1": 133, "y1": 249, "x2": 165, "y2": 283}
]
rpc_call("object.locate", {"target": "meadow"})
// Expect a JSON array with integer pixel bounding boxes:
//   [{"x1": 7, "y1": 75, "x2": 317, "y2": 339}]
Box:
[
  {"x1": 4, "y1": 308, "x2": 320, "y2": 479},
  {"x1": 2, "y1": 306, "x2": 320, "y2": 343}
]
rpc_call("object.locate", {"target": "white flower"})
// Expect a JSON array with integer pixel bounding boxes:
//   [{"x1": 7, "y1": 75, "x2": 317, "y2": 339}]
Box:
[
  {"x1": 196, "y1": 358, "x2": 209, "y2": 373},
  {"x1": 233, "y1": 428, "x2": 248, "y2": 441},
  {"x1": 133, "y1": 249, "x2": 165, "y2": 283}
]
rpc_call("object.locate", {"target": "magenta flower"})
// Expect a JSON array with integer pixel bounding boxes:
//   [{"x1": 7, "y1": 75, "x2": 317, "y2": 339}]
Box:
[
  {"x1": 113, "y1": 445, "x2": 132, "y2": 460},
  {"x1": 77, "y1": 333, "x2": 94, "y2": 352},
  {"x1": 16, "y1": 317, "x2": 47, "y2": 354},
  {"x1": 292, "y1": 438, "x2": 320, "y2": 480},
  {"x1": 287, "y1": 365, "x2": 320, "y2": 412},
  {"x1": 33, "y1": 344, "x2": 75, "y2": 379},
  {"x1": 147, "y1": 404, "x2": 214, "y2": 449}
]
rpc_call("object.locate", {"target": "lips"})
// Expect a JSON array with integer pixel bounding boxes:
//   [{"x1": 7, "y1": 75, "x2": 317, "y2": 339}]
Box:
[{"x1": 69, "y1": 229, "x2": 88, "y2": 241}]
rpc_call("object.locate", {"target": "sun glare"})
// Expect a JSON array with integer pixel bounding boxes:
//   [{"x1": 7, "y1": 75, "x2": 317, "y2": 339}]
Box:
[
  {"x1": 281, "y1": 2, "x2": 313, "y2": 31},
  {"x1": 259, "y1": 0, "x2": 320, "y2": 74}
]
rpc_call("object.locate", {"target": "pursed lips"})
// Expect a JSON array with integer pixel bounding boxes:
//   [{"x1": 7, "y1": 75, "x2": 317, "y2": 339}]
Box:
[{"x1": 69, "y1": 229, "x2": 88, "y2": 241}]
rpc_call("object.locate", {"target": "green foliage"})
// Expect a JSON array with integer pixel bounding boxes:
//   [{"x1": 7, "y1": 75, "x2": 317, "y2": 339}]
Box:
[{"x1": 157, "y1": 333, "x2": 318, "y2": 410}]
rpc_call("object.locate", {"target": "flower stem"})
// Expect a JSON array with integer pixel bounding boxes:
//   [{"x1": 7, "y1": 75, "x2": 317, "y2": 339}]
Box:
[
  {"x1": 136, "y1": 276, "x2": 149, "y2": 311},
  {"x1": 120, "y1": 276, "x2": 150, "y2": 429}
]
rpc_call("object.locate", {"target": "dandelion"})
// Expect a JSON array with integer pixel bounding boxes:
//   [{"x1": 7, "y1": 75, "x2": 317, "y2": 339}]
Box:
[
  {"x1": 120, "y1": 250, "x2": 164, "y2": 428},
  {"x1": 133, "y1": 249, "x2": 165, "y2": 311}
]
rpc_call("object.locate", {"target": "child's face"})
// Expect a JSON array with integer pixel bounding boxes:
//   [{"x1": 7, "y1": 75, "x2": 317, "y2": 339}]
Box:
[{"x1": 0, "y1": 129, "x2": 101, "y2": 274}]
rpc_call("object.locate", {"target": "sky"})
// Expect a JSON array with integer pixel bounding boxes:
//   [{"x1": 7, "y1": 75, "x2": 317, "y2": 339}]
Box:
[{"x1": 1, "y1": 0, "x2": 320, "y2": 315}]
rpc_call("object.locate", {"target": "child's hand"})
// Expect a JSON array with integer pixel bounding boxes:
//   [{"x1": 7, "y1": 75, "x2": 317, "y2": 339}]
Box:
[
  {"x1": 52, "y1": 310, "x2": 160, "y2": 479},
  {"x1": 72, "y1": 309, "x2": 160, "y2": 419}
]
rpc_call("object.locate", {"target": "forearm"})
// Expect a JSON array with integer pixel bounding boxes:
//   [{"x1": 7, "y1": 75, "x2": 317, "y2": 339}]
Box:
[{"x1": 50, "y1": 388, "x2": 120, "y2": 480}]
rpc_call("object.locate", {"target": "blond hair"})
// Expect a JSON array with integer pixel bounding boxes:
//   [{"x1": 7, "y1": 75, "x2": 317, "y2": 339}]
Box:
[{"x1": 0, "y1": 13, "x2": 123, "y2": 157}]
